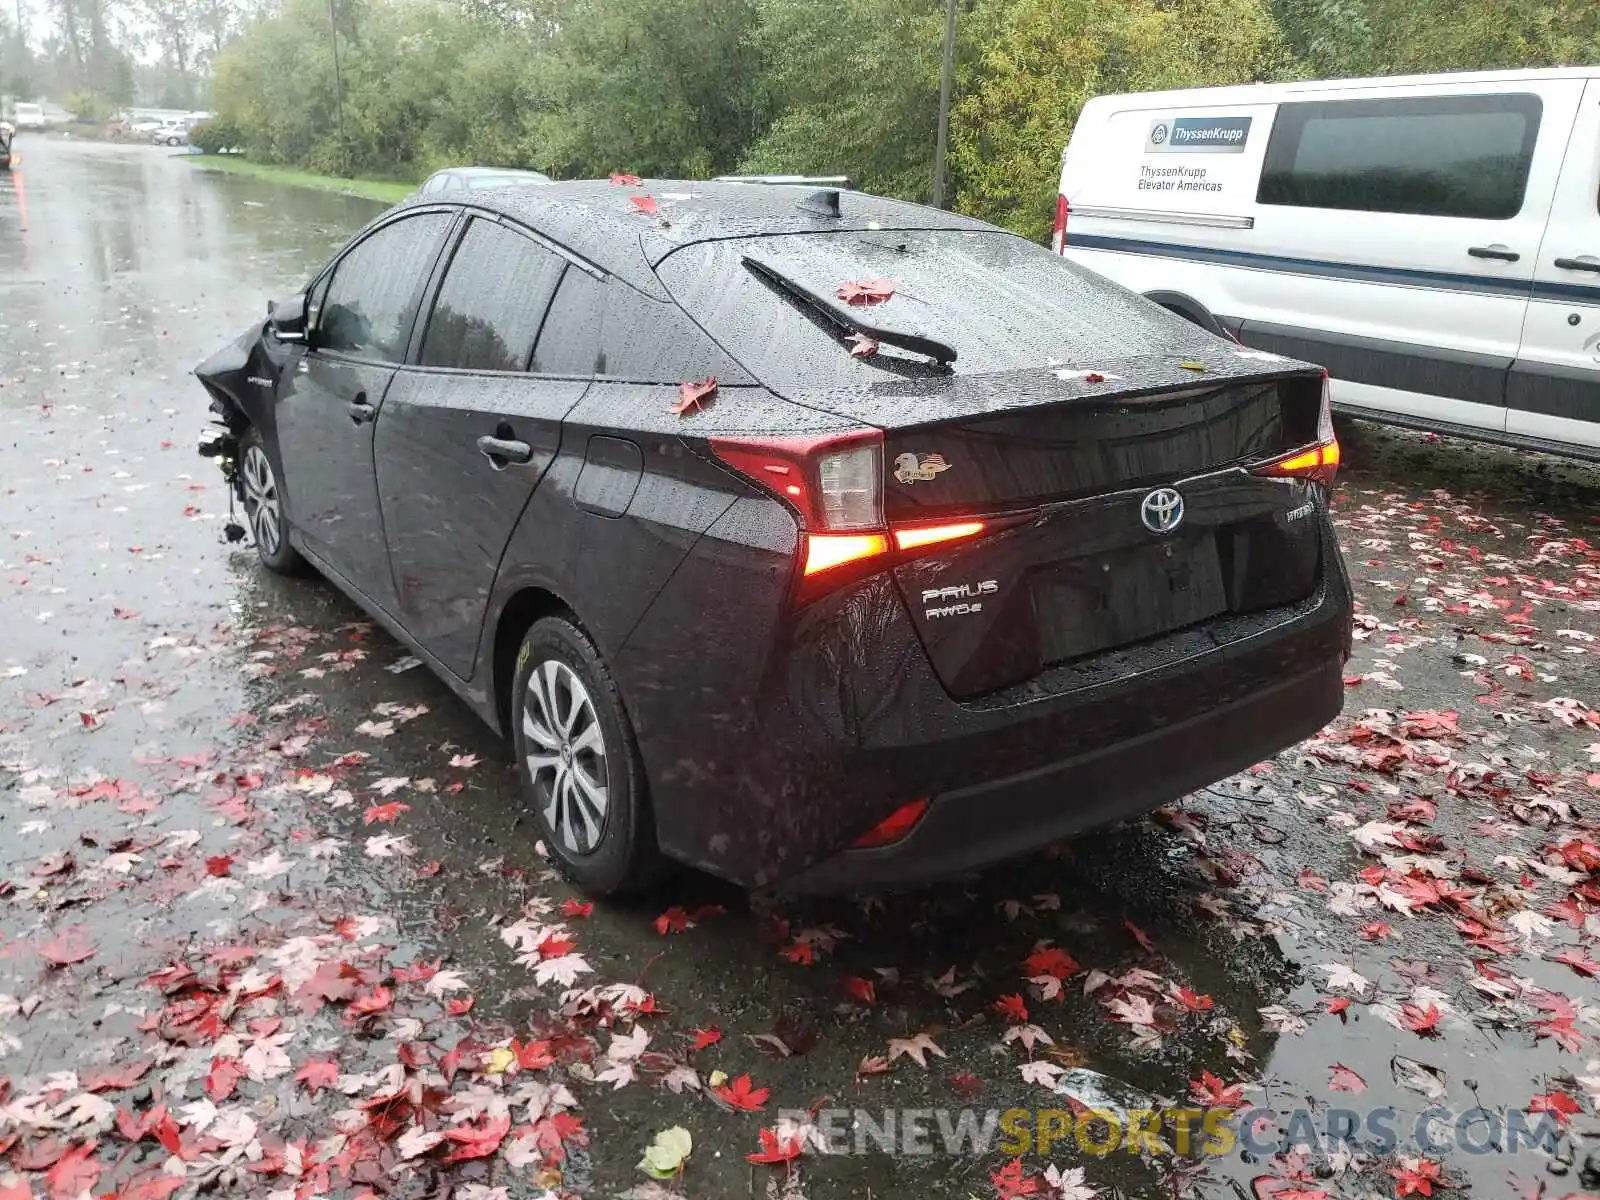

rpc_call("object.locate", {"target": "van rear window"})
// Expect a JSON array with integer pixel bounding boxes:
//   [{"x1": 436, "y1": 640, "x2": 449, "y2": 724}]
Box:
[{"x1": 1257, "y1": 94, "x2": 1541, "y2": 220}]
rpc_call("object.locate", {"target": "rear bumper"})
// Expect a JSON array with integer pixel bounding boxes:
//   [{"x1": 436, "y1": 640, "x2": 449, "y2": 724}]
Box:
[
  {"x1": 617, "y1": 498, "x2": 1352, "y2": 891},
  {"x1": 782, "y1": 652, "x2": 1341, "y2": 892}
]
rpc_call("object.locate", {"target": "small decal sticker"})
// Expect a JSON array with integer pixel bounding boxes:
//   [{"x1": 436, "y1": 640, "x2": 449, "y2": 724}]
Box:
[
  {"x1": 893, "y1": 452, "x2": 951, "y2": 485},
  {"x1": 1284, "y1": 501, "x2": 1314, "y2": 522}
]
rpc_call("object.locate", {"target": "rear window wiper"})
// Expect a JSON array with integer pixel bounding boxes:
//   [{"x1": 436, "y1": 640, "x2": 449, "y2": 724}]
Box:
[{"x1": 740, "y1": 255, "x2": 958, "y2": 366}]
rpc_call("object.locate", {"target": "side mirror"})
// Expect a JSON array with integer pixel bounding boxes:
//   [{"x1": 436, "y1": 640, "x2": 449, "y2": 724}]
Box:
[{"x1": 267, "y1": 293, "x2": 308, "y2": 343}]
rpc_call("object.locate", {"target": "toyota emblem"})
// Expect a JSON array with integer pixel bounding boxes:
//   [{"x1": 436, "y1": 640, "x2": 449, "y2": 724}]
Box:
[{"x1": 1140, "y1": 487, "x2": 1185, "y2": 534}]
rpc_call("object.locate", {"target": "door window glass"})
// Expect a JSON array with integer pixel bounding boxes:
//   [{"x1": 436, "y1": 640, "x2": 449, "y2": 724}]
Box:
[
  {"x1": 420, "y1": 219, "x2": 566, "y2": 372},
  {"x1": 533, "y1": 269, "x2": 742, "y2": 381},
  {"x1": 1258, "y1": 94, "x2": 1542, "y2": 219},
  {"x1": 317, "y1": 213, "x2": 453, "y2": 362}
]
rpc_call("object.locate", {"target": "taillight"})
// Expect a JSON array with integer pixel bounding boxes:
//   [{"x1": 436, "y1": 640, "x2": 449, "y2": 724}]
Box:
[
  {"x1": 893, "y1": 520, "x2": 985, "y2": 552},
  {"x1": 853, "y1": 798, "x2": 929, "y2": 848},
  {"x1": 1052, "y1": 194, "x2": 1069, "y2": 254},
  {"x1": 707, "y1": 432, "x2": 995, "y2": 600},
  {"x1": 1252, "y1": 374, "x2": 1340, "y2": 488}
]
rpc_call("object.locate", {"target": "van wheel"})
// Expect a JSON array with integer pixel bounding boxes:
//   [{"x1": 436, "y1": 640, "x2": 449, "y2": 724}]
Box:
[
  {"x1": 1146, "y1": 292, "x2": 1230, "y2": 339},
  {"x1": 512, "y1": 616, "x2": 663, "y2": 896}
]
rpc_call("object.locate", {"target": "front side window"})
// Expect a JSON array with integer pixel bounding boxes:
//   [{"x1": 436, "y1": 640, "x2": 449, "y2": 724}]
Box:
[
  {"x1": 420, "y1": 218, "x2": 566, "y2": 372},
  {"x1": 317, "y1": 213, "x2": 453, "y2": 362},
  {"x1": 1258, "y1": 93, "x2": 1542, "y2": 219}
]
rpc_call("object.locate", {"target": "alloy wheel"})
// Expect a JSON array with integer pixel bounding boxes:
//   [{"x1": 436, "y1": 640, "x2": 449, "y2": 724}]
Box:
[
  {"x1": 522, "y1": 659, "x2": 610, "y2": 856},
  {"x1": 240, "y1": 443, "x2": 283, "y2": 557}
]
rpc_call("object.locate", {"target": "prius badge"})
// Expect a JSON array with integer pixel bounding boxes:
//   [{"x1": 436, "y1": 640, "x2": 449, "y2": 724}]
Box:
[
  {"x1": 1140, "y1": 487, "x2": 1185, "y2": 534},
  {"x1": 893, "y1": 452, "x2": 951, "y2": 485}
]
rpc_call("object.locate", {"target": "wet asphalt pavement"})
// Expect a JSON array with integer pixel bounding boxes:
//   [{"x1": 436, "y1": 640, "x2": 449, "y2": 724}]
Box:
[{"x1": 3, "y1": 136, "x2": 1600, "y2": 1200}]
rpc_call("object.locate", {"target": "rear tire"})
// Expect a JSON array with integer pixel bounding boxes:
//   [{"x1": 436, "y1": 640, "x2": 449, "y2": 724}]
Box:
[
  {"x1": 511, "y1": 616, "x2": 662, "y2": 896},
  {"x1": 238, "y1": 426, "x2": 307, "y2": 575}
]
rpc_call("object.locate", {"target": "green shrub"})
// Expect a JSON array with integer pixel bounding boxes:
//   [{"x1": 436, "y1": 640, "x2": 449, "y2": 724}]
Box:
[{"x1": 189, "y1": 118, "x2": 246, "y2": 155}]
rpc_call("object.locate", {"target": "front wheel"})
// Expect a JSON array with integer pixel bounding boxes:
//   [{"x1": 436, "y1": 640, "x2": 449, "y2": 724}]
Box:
[
  {"x1": 511, "y1": 616, "x2": 662, "y2": 895},
  {"x1": 238, "y1": 427, "x2": 306, "y2": 574}
]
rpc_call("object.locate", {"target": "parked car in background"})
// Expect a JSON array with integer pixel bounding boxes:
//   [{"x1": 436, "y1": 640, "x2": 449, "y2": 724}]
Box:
[
  {"x1": 12, "y1": 103, "x2": 46, "y2": 132},
  {"x1": 1058, "y1": 67, "x2": 1600, "y2": 460},
  {"x1": 194, "y1": 180, "x2": 1352, "y2": 896},
  {"x1": 151, "y1": 121, "x2": 189, "y2": 146},
  {"x1": 0, "y1": 121, "x2": 13, "y2": 169},
  {"x1": 416, "y1": 166, "x2": 552, "y2": 196}
]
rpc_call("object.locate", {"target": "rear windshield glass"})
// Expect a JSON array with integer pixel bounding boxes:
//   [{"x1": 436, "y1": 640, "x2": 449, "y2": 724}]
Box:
[{"x1": 655, "y1": 231, "x2": 1180, "y2": 391}]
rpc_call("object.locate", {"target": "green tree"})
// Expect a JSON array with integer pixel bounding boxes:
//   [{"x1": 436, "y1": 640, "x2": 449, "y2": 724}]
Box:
[
  {"x1": 738, "y1": 0, "x2": 950, "y2": 201},
  {"x1": 951, "y1": 0, "x2": 1292, "y2": 239},
  {"x1": 528, "y1": 0, "x2": 764, "y2": 179}
]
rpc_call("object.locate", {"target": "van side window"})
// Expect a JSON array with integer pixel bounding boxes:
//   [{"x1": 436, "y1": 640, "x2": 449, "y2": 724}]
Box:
[{"x1": 1258, "y1": 94, "x2": 1542, "y2": 220}]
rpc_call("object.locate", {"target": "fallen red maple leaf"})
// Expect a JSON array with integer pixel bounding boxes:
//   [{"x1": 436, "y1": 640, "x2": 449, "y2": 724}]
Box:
[
  {"x1": 295, "y1": 1058, "x2": 340, "y2": 1094},
  {"x1": 687, "y1": 1026, "x2": 721, "y2": 1052},
  {"x1": 1022, "y1": 946, "x2": 1078, "y2": 980},
  {"x1": 363, "y1": 800, "x2": 410, "y2": 823},
  {"x1": 989, "y1": 1156, "x2": 1041, "y2": 1198},
  {"x1": 847, "y1": 333, "x2": 879, "y2": 358},
  {"x1": 843, "y1": 976, "x2": 877, "y2": 1005},
  {"x1": 346, "y1": 985, "x2": 394, "y2": 1019},
  {"x1": 993, "y1": 993, "x2": 1029, "y2": 1023},
  {"x1": 1400, "y1": 1002, "x2": 1441, "y2": 1036},
  {"x1": 1328, "y1": 1063, "x2": 1366, "y2": 1092},
  {"x1": 1173, "y1": 986, "x2": 1214, "y2": 1013},
  {"x1": 513, "y1": 1038, "x2": 555, "y2": 1070},
  {"x1": 1326, "y1": 996, "x2": 1351, "y2": 1017},
  {"x1": 1124, "y1": 919, "x2": 1157, "y2": 953},
  {"x1": 1190, "y1": 1070, "x2": 1245, "y2": 1109},
  {"x1": 446, "y1": 995, "x2": 474, "y2": 1016},
  {"x1": 204, "y1": 853, "x2": 234, "y2": 877},
  {"x1": 1360, "y1": 921, "x2": 1394, "y2": 941},
  {"x1": 1528, "y1": 1090, "x2": 1581, "y2": 1124},
  {"x1": 45, "y1": 1140, "x2": 101, "y2": 1199},
  {"x1": 671, "y1": 377, "x2": 717, "y2": 416},
  {"x1": 562, "y1": 898, "x2": 594, "y2": 918},
  {"x1": 79, "y1": 1058, "x2": 153, "y2": 1093},
  {"x1": 747, "y1": 1126, "x2": 805, "y2": 1165},
  {"x1": 1549, "y1": 948, "x2": 1600, "y2": 978},
  {"x1": 609, "y1": 172, "x2": 642, "y2": 186},
  {"x1": 1389, "y1": 1158, "x2": 1444, "y2": 1197},
  {"x1": 113, "y1": 1171, "x2": 186, "y2": 1200},
  {"x1": 630, "y1": 194, "x2": 659, "y2": 216},
  {"x1": 835, "y1": 278, "x2": 897, "y2": 306},
  {"x1": 40, "y1": 932, "x2": 96, "y2": 967},
  {"x1": 713, "y1": 1072, "x2": 770, "y2": 1112},
  {"x1": 204, "y1": 1056, "x2": 246, "y2": 1101},
  {"x1": 441, "y1": 1113, "x2": 511, "y2": 1163},
  {"x1": 653, "y1": 906, "x2": 690, "y2": 936}
]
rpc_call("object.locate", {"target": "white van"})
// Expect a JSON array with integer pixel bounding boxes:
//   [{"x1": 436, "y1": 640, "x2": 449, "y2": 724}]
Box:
[{"x1": 1057, "y1": 68, "x2": 1600, "y2": 459}]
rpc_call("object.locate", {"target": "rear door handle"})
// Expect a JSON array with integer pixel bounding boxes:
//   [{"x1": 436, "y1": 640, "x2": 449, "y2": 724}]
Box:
[
  {"x1": 1467, "y1": 245, "x2": 1520, "y2": 262},
  {"x1": 1553, "y1": 256, "x2": 1600, "y2": 274},
  {"x1": 347, "y1": 394, "x2": 376, "y2": 424},
  {"x1": 477, "y1": 435, "x2": 534, "y2": 468}
]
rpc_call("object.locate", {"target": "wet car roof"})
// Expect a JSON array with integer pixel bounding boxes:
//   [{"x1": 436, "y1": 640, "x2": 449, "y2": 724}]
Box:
[{"x1": 394, "y1": 179, "x2": 996, "y2": 296}]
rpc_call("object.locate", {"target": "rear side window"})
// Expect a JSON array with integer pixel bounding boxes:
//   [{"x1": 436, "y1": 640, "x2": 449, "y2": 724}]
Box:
[
  {"x1": 533, "y1": 270, "x2": 742, "y2": 382},
  {"x1": 1258, "y1": 94, "x2": 1542, "y2": 220},
  {"x1": 420, "y1": 219, "x2": 566, "y2": 372},
  {"x1": 318, "y1": 212, "x2": 453, "y2": 362}
]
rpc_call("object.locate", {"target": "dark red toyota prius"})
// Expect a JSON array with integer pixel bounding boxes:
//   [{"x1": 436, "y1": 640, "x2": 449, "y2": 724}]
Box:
[{"x1": 195, "y1": 179, "x2": 1352, "y2": 895}]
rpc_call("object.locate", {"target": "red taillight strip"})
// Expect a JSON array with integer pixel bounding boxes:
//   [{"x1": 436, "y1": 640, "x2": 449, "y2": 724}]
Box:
[
  {"x1": 1251, "y1": 437, "x2": 1341, "y2": 486},
  {"x1": 803, "y1": 533, "x2": 890, "y2": 576},
  {"x1": 893, "y1": 520, "x2": 986, "y2": 551}
]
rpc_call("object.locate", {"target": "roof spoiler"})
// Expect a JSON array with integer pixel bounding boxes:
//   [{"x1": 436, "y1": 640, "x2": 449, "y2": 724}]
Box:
[{"x1": 712, "y1": 174, "x2": 854, "y2": 189}]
